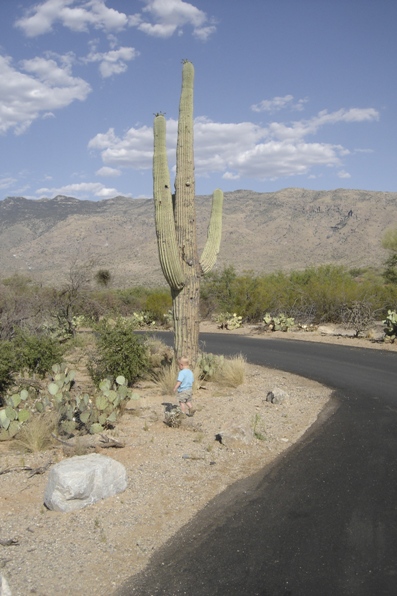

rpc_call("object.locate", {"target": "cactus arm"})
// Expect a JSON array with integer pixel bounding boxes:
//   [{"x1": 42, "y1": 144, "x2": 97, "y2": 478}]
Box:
[
  {"x1": 174, "y1": 60, "x2": 197, "y2": 264},
  {"x1": 153, "y1": 114, "x2": 185, "y2": 290},
  {"x1": 199, "y1": 188, "x2": 224, "y2": 274}
]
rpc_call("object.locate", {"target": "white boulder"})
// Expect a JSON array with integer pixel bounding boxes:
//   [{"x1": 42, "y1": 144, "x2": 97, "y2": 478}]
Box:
[{"x1": 44, "y1": 453, "x2": 127, "y2": 512}]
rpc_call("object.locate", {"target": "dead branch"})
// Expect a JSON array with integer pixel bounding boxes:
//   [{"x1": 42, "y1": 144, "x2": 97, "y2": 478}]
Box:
[{"x1": 99, "y1": 434, "x2": 125, "y2": 448}]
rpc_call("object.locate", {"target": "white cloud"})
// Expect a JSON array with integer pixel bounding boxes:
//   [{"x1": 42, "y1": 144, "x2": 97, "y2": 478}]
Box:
[
  {"x1": 138, "y1": 0, "x2": 216, "y2": 39},
  {"x1": 96, "y1": 166, "x2": 121, "y2": 177},
  {"x1": 267, "y1": 108, "x2": 379, "y2": 142},
  {"x1": 15, "y1": 0, "x2": 131, "y2": 36},
  {"x1": 337, "y1": 170, "x2": 351, "y2": 179},
  {"x1": 0, "y1": 54, "x2": 91, "y2": 135},
  {"x1": 83, "y1": 46, "x2": 139, "y2": 77},
  {"x1": 222, "y1": 172, "x2": 240, "y2": 180},
  {"x1": 36, "y1": 181, "x2": 124, "y2": 199},
  {"x1": 88, "y1": 124, "x2": 154, "y2": 169},
  {"x1": 88, "y1": 106, "x2": 380, "y2": 183},
  {"x1": 0, "y1": 176, "x2": 17, "y2": 190},
  {"x1": 15, "y1": 0, "x2": 215, "y2": 40},
  {"x1": 251, "y1": 95, "x2": 308, "y2": 113}
]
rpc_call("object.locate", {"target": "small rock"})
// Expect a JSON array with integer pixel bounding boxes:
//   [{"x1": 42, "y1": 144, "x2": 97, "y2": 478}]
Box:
[
  {"x1": 0, "y1": 574, "x2": 12, "y2": 596},
  {"x1": 216, "y1": 423, "x2": 254, "y2": 447},
  {"x1": 266, "y1": 387, "x2": 289, "y2": 404}
]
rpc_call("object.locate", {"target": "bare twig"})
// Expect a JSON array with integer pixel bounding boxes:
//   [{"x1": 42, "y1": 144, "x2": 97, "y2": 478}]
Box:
[
  {"x1": 51, "y1": 433, "x2": 74, "y2": 447},
  {"x1": 99, "y1": 434, "x2": 125, "y2": 448},
  {"x1": 0, "y1": 462, "x2": 52, "y2": 478},
  {"x1": 27, "y1": 462, "x2": 52, "y2": 477},
  {"x1": 0, "y1": 466, "x2": 31, "y2": 476}
]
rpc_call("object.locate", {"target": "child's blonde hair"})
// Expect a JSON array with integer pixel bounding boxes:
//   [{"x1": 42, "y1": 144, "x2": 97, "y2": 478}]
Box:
[{"x1": 178, "y1": 356, "x2": 190, "y2": 367}]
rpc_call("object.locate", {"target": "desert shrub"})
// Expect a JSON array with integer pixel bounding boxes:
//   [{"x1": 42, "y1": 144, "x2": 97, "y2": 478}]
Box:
[
  {"x1": 338, "y1": 301, "x2": 377, "y2": 337},
  {"x1": 89, "y1": 318, "x2": 148, "y2": 386},
  {"x1": 200, "y1": 266, "x2": 238, "y2": 318},
  {"x1": 145, "y1": 337, "x2": 174, "y2": 372},
  {"x1": 383, "y1": 254, "x2": 397, "y2": 285},
  {"x1": 0, "y1": 341, "x2": 16, "y2": 398},
  {"x1": 13, "y1": 332, "x2": 64, "y2": 378},
  {"x1": 95, "y1": 269, "x2": 111, "y2": 287},
  {"x1": 0, "y1": 275, "x2": 51, "y2": 339},
  {"x1": 201, "y1": 265, "x2": 397, "y2": 325},
  {"x1": 144, "y1": 290, "x2": 172, "y2": 323},
  {"x1": 114, "y1": 286, "x2": 152, "y2": 314}
]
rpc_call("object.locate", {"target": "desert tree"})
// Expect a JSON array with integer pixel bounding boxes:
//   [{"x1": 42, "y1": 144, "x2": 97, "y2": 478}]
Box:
[{"x1": 382, "y1": 227, "x2": 397, "y2": 284}]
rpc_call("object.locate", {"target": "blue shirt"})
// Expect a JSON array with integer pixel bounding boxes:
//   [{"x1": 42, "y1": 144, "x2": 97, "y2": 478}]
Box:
[{"x1": 177, "y1": 368, "x2": 194, "y2": 392}]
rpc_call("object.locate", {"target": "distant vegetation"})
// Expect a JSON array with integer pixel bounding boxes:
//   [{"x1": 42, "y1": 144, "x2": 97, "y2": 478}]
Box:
[
  {"x1": 1, "y1": 263, "x2": 397, "y2": 342},
  {"x1": 200, "y1": 264, "x2": 397, "y2": 324}
]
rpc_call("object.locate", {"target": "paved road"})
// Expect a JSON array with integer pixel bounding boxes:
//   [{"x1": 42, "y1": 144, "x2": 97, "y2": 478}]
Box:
[{"x1": 118, "y1": 334, "x2": 397, "y2": 596}]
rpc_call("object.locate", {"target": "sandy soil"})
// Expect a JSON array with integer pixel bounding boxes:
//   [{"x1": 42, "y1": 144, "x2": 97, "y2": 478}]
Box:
[{"x1": 0, "y1": 324, "x2": 394, "y2": 595}]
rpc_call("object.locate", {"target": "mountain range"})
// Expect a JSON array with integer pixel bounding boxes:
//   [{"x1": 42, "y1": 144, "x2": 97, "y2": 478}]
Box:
[{"x1": 0, "y1": 188, "x2": 395, "y2": 287}]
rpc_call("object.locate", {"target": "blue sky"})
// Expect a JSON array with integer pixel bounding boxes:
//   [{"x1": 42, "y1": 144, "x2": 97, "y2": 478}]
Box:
[{"x1": 0, "y1": 0, "x2": 395, "y2": 201}]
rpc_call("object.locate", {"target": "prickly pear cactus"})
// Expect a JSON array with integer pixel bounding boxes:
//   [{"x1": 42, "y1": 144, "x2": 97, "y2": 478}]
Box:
[
  {"x1": 263, "y1": 313, "x2": 295, "y2": 332},
  {"x1": 0, "y1": 364, "x2": 140, "y2": 441},
  {"x1": 383, "y1": 310, "x2": 397, "y2": 342}
]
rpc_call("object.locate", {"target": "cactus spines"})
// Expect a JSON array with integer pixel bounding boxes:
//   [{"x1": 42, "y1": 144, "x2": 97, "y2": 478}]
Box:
[{"x1": 153, "y1": 61, "x2": 224, "y2": 365}]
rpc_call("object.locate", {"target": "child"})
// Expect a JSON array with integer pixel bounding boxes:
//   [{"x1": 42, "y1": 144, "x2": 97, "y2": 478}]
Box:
[{"x1": 173, "y1": 356, "x2": 194, "y2": 416}]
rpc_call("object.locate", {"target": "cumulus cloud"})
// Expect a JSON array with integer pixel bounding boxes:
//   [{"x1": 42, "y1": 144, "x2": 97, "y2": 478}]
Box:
[
  {"x1": 96, "y1": 166, "x2": 121, "y2": 177},
  {"x1": 139, "y1": 0, "x2": 216, "y2": 39},
  {"x1": 88, "y1": 106, "x2": 379, "y2": 182},
  {"x1": 251, "y1": 95, "x2": 308, "y2": 113},
  {"x1": 15, "y1": 0, "x2": 131, "y2": 36},
  {"x1": 337, "y1": 170, "x2": 351, "y2": 179},
  {"x1": 36, "y1": 181, "x2": 123, "y2": 199},
  {"x1": 0, "y1": 54, "x2": 91, "y2": 134},
  {"x1": 88, "y1": 124, "x2": 154, "y2": 169},
  {"x1": 15, "y1": 0, "x2": 215, "y2": 40},
  {"x1": 83, "y1": 46, "x2": 139, "y2": 77}
]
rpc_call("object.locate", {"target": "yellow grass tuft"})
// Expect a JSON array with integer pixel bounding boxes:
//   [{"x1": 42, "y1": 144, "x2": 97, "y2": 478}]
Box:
[
  {"x1": 13, "y1": 412, "x2": 58, "y2": 453},
  {"x1": 214, "y1": 353, "x2": 246, "y2": 388},
  {"x1": 152, "y1": 361, "x2": 178, "y2": 396}
]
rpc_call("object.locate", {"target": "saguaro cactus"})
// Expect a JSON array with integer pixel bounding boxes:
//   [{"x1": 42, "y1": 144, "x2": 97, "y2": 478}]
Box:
[{"x1": 153, "y1": 60, "x2": 223, "y2": 365}]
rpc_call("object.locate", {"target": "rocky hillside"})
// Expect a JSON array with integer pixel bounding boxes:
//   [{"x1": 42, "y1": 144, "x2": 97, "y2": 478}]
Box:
[{"x1": 0, "y1": 188, "x2": 396, "y2": 287}]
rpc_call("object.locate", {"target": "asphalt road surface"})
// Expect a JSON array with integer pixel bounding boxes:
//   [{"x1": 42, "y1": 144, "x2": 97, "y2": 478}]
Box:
[{"x1": 117, "y1": 334, "x2": 397, "y2": 596}]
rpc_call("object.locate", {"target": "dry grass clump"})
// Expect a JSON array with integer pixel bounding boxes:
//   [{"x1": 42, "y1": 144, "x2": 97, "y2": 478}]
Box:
[
  {"x1": 145, "y1": 336, "x2": 174, "y2": 372},
  {"x1": 152, "y1": 361, "x2": 178, "y2": 396},
  {"x1": 13, "y1": 412, "x2": 58, "y2": 453},
  {"x1": 213, "y1": 353, "x2": 246, "y2": 388}
]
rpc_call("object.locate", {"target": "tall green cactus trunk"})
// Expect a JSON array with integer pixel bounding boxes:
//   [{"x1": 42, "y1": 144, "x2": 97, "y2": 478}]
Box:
[{"x1": 153, "y1": 60, "x2": 223, "y2": 366}]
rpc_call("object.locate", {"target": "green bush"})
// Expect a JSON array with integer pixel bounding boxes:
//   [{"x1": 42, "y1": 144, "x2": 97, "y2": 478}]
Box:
[
  {"x1": 144, "y1": 290, "x2": 172, "y2": 322},
  {"x1": 89, "y1": 318, "x2": 148, "y2": 386},
  {"x1": 0, "y1": 341, "x2": 16, "y2": 399},
  {"x1": 13, "y1": 333, "x2": 64, "y2": 378}
]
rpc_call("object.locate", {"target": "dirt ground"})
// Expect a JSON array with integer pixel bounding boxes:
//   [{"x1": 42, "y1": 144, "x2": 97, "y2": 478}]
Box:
[{"x1": 0, "y1": 324, "x2": 395, "y2": 596}]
